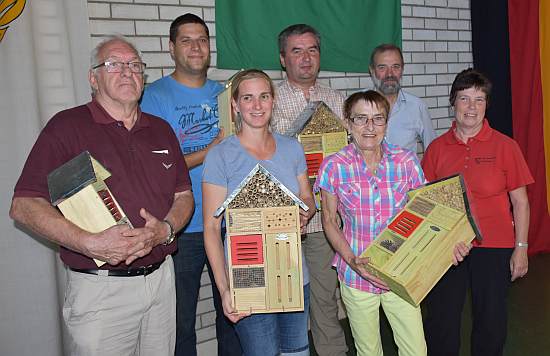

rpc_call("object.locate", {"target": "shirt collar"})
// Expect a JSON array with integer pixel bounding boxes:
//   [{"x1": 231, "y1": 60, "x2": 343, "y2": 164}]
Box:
[
  {"x1": 86, "y1": 98, "x2": 149, "y2": 129},
  {"x1": 348, "y1": 140, "x2": 393, "y2": 163},
  {"x1": 396, "y1": 89, "x2": 406, "y2": 102},
  {"x1": 283, "y1": 79, "x2": 321, "y2": 94},
  {"x1": 445, "y1": 118, "x2": 492, "y2": 144}
]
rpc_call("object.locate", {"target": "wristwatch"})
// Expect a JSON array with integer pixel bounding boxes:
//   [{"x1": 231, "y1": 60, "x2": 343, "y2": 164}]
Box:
[
  {"x1": 162, "y1": 219, "x2": 176, "y2": 245},
  {"x1": 516, "y1": 241, "x2": 528, "y2": 248}
]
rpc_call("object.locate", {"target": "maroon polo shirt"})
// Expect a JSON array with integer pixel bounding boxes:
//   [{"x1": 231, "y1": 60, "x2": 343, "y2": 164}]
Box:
[{"x1": 14, "y1": 99, "x2": 192, "y2": 269}]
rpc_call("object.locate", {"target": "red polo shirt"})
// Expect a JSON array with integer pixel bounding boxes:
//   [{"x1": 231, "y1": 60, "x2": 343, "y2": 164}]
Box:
[
  {"x1": 421, "y1": 119, "x2": 534, "y2": 248},
  {"x1": 14, "y1": 99, "x2": 191, "y2": 268}
]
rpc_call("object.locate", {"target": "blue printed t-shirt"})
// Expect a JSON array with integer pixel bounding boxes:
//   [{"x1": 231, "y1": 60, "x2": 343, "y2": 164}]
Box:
[
  {"x1": 202, "y1": 133, "x2": 310, "y2": 284},
  {"x1": 141, "y1": 75, "x2": 222, "y2": 233}
]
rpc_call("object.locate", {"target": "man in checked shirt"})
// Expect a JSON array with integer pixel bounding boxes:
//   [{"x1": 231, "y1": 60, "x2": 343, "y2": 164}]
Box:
[{"x1": 271, "y1": 24, "x2": 347, "y2": 356}]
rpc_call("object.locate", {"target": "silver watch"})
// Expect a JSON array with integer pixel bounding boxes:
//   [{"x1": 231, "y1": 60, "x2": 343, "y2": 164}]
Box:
[{"x1": 163, "y1": 219, "x2": 176, "y2": 245}]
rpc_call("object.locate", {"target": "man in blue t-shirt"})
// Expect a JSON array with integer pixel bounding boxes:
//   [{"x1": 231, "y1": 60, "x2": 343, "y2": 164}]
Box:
[{"x1": 141, "y1": 13, "x2": 241, "y2": 356}]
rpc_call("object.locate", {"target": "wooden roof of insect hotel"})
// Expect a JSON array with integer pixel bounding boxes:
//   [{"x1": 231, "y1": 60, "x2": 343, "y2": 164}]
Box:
[
  {"x1": 214, "y1": 164, "x2": 309, "y2": 217},
  {"x1": 280, "y1": 101, "x2": 345, "y2": 137}
]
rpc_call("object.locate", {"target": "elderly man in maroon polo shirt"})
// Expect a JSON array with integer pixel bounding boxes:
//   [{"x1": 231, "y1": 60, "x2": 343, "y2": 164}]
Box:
[{"x1": 9, "y1": 36, "x2": 194, "y2": 355}]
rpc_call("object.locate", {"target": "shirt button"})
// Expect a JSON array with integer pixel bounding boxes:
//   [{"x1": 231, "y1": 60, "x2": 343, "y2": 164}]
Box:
[
  {"x1": 466, "y1": 147, "x2": 471, "y2": 151},
  {"x1": 465, "y1": 157, "x2": 469, "y2": 160},
  {"x1": 464, "y1": 165, "x2": 468, "y2": 168}
]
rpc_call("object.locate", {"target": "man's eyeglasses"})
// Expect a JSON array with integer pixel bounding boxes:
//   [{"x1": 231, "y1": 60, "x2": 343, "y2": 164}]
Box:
[
  {"x1": 93, "y1": 61, "x2": 147, "y2": 73},
  {"x1": 349, "y1": 114, "x2": 387, "y2": 126}
]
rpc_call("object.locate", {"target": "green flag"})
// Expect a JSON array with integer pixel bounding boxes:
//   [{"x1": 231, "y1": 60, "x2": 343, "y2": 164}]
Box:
[{"x1": 215, "y1": 0, "x2": 401, "y2": 73}]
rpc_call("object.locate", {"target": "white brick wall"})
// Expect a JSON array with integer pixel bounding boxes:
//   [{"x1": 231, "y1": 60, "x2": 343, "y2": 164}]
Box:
[{"x1": 86, "y1": 0, "x2": 473, "y2": 352}]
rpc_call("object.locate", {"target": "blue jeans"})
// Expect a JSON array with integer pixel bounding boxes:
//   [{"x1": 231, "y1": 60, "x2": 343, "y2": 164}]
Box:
[
  {"x1": 173, "y1": 231, "x2": 242, "y2": 356},
  {"x1": 235, "y1": 284, "x2": 310, "y2": 356}
]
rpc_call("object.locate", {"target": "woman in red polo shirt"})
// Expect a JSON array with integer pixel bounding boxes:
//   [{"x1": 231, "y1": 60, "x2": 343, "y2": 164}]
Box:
[{"x1": 421, "y1": 68, "x2": 534, "y2": 356}]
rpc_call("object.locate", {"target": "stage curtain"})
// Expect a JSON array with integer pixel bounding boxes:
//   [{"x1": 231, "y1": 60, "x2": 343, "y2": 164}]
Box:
[{"x1": 508, "y1": 0, "x2": 550, "y2": 254}]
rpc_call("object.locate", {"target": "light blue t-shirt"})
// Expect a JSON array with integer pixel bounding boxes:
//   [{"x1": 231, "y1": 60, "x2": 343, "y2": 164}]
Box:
[
  {"x1": 141, "y1": 75, "x2": 222, "y2": 233},
  {"x1": 203, "y1": 133, "x2": 310, "y2": 284}
]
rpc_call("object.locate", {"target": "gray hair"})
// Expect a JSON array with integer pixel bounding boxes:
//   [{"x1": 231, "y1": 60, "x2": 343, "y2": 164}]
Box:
[
  {"x1": 278, "y1": 24, "x2": 321, "y2": 55},
  {"x1": 90, "y1": 35, "x2": 142, "y2": 69},
  {"x1": 369, "y1": 43, "x2": 404, "y2": 69}
]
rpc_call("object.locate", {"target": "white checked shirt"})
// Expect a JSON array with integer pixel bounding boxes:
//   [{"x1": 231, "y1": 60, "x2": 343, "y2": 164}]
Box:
[{"x1": 272, "y1": 79, "x2": 345, "y2": 233}]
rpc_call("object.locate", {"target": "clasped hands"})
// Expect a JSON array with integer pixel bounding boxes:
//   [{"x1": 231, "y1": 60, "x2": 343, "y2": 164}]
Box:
[{"x1": 83, "y1": 208, "x2": 169, "y2": 266}]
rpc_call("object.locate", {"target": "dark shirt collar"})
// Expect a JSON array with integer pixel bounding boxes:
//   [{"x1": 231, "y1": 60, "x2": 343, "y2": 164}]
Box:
[{"x1": 86, "y1": 98, "x2": 149, "y2": 129}]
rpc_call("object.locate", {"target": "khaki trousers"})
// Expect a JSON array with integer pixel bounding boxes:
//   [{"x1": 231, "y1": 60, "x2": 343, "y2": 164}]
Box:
[
  {"x1": 303, "y1": 232, "x2": 347, "y2": 356},
  {"x1": 62, "y1": 256, "x2": 176, "y2": 356}
]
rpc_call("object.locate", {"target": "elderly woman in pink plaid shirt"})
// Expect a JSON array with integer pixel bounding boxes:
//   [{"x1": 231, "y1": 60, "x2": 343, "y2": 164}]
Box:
[{"x1": 315, "y1": 90, "x2": 469, "y2": 356}]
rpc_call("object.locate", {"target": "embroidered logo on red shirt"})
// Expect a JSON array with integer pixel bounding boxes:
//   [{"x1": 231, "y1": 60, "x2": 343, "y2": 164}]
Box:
[{"x1": 474, "y1": 156, "x2": 496, "y2": 164}]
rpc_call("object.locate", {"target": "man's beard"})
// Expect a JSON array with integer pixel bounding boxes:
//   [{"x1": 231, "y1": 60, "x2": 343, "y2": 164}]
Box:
[{"x1": 373, "y1": 75, "x2": 401, "y2": 95}]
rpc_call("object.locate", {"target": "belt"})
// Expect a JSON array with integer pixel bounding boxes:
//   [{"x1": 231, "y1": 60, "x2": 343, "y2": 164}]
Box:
[{"x1": 70, "y1": 260, "x2": 163, "y2": 277}]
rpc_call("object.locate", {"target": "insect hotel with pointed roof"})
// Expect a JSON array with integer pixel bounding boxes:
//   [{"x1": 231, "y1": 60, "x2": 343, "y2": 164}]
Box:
[
  {"x1": 281, "y1": 101, "x2": 348, "y2": 208},
  {"x1": 214, "y1": 164, "x2": 310, "y2": 314}
]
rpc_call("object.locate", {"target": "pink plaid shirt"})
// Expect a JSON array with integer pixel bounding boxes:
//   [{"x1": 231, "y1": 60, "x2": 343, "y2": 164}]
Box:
[
  {"x1": 315, "y1": 142, "x2": 425, "y2": 293},
  {"x1": 272, "y1": 79, "x2": 345, "y2": 233}
]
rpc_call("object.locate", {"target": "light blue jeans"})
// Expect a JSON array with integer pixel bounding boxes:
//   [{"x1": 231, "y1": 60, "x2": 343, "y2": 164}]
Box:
[{"x1": 235, "y1": 283, "x2": 310, "y2": 356}]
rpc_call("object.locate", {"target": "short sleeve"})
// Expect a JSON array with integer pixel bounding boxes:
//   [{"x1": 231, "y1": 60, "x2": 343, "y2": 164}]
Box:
[
  {"x1": 406, "y1": 152, "x2": 427, "y2": 189},
  {"x1": 14, "y1": 116, "x2": 72, "y2": 200},
  {"x1": 418, "y1": 101, "x2": 436, "y2": 149},
  {"x1": 294, "y1": 140, "x2": 308, "y2": 176},
  {"x1": 503, "y1": 139, "x2": 534, "y2": 191},
  {"x1": 314, "y1": 155, "x2": 338, "y2": 195},
  {"x1": 421, "y1": 143, "x2": 438, "y2": 182},
  {"x1": 202, "y1": 144, "x2": 228, "y2": 188}
]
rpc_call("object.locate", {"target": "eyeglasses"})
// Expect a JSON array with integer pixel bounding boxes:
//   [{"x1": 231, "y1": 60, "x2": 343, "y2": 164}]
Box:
[
  {"x1": 92, "y1": 61, "x2": 146, "y2": 73},
  {"x1": 349, "y1": 114, "x2": 387, "y2": 126}
]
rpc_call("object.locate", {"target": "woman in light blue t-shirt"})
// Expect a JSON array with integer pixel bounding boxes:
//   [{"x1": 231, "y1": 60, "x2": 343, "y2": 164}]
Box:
[{"x1": 202, "y1": 69, "x2": 316, "y2": 356}]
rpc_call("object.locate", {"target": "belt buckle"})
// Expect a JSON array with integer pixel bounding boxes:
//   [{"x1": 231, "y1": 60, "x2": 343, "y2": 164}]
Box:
[{"x1": 141, "y1": 264, "x2": 152, "y2": 276}]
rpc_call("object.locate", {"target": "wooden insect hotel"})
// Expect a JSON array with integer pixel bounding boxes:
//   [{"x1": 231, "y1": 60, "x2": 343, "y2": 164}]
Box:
[
  {"x1": 214, "y1": 164, "x2": 309, "y2": 313},
  {"x1": 360, "y1": 175, "x2": 481, "y2": 306},
  {"x1": 217, "y1": 70, "x2": 242, "y2": 136},
  {"x1": 48, "y1": 151, "x2": 132, "y2": 266},
  {"x1": 299, "y1": 102, "x2": 347, "y2": 179},
  {"x1": 280, "y1": 101, "x2": 348, "y2": 207}
]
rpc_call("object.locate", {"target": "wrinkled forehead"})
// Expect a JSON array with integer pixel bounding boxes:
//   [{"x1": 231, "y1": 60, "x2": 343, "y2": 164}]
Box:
[
  {"x1": 374, "y1": 49, "x2": 402, "y2": 65},
  {"x1": 351, "y1": 99, "x2": 386, "y2": 115},
  {"x1": 285, "y1": 32, "x2": 319, "y2": 50},
  {"x1": 98, "y1": 40, "x2": 140, "y2": 61}
]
